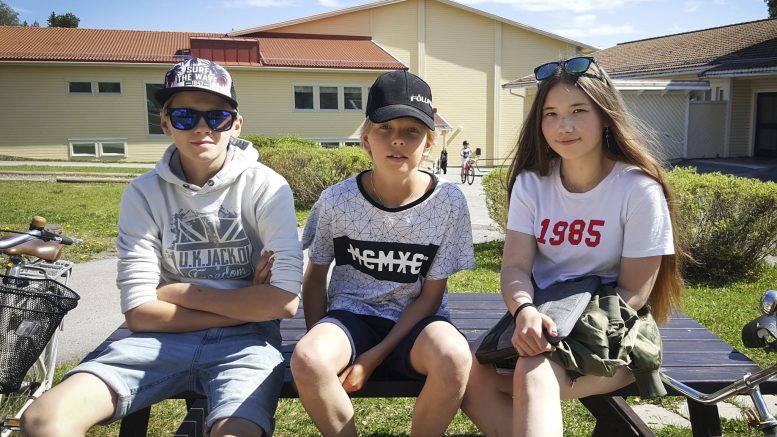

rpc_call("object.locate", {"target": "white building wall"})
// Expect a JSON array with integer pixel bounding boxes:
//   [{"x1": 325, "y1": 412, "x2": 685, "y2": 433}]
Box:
[{"x1": 621, "y1": 92, "x2": 687, "y2": 160}]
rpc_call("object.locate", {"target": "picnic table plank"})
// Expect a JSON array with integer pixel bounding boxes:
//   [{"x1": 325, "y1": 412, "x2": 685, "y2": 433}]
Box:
[{"x1": 84, "y1": 293, "x2": 773, "y2": 437}]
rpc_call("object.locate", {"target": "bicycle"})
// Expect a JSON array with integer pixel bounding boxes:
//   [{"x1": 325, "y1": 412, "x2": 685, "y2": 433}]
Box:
[
  {"x1": 460, "y1": 158, "x2": 476, "y2": 185},
  {"x1": 660, "y1": 288, "x2": 777, "y2": 436},
  {"x1": 0, "y1": 216, "x2": 81, "y2": 435}
]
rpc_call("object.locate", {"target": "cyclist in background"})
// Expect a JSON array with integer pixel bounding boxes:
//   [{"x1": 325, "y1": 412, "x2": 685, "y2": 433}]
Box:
[
  {"x1": 460, "y1": 140, "x2": 472, "y2": 178},
  {"x1": 21, "y1": 58, "x2": 303, "y2": 437}
]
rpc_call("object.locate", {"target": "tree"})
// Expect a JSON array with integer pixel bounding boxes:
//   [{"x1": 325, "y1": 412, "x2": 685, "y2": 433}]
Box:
[
  {"x1": 0, "y1": 1, "x2": 20, "y2": 26},
  {"x1": 768, "y1": 0, "x2": 777, "y2": 18},
  {"x1": 47, "y1": 11, "x2": 80, "y2": 28}
]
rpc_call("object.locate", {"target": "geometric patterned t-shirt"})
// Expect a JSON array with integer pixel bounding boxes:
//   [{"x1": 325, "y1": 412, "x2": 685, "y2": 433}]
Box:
[{"x1": 302, "y1": 170, "x2": 475, "y2": 321}]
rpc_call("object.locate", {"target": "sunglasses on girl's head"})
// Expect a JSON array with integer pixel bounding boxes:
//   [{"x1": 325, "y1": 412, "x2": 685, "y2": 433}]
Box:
[
  {"x1": 534, "y1": 56, "x2": 597, "y2": 82},
  {"x1": 166, "y1": 108, "x2": 238, "y2": 132}
]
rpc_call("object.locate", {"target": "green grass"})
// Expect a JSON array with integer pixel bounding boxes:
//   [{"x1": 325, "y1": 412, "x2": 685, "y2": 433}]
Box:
[
  {"x1": 0, "y1": 181, "x2": 125, "y2": 260},
  {"x1": 0, "y1": 181, "x2": 310, "y2": 260},
  {"x1": 0, "y1": 166, "x2": 150, "y2": 175},
  {"x1": 3, "y1": 180, "x2": 776, "y2": 435}
]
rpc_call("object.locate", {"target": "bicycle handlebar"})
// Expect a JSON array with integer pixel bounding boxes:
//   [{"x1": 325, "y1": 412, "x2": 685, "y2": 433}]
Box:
[{"x1": 0, "y1": 217, "x2": 83, "y2": 249}]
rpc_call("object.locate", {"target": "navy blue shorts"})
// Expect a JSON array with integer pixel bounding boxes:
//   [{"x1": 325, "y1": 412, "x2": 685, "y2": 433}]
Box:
[{"x1": 316, "y1": 310, "x2": 456, "y2": 381}]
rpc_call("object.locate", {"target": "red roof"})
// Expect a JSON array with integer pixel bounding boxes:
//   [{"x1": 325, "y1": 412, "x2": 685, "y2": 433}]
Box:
[
  {"x1": 504, "y1": 18, "x2": 777, "y2": 87},
  {"x1": 0, "y1": 27, "x2": 405, "y2": 70},
  {"x1": 256, "y1": 33, "x2": 404, "y2": 70}
]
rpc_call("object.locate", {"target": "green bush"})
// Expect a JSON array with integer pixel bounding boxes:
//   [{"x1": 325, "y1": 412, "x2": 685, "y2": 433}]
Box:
[
  {"x1": 259, "y1": 145, "x2": 371, "y2": 209},
  {"x1": 241, "y1": 134, "x2": 318, "y2": 149},
  {"x1": 482, "y1": 168, "x2": 509, "y2": 233},
  {"x1": 667, "y1": 167, "x2": 777, "y2": 283}
]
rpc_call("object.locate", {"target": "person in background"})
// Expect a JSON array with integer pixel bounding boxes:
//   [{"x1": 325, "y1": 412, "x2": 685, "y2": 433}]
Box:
[
  {"x1": 439, "y1": 147, "x2": 448, "y2": 174},
  {"x1": 21, "y1": 58, "x2": 303, "y2": 437},
  {"x1": 461, "y1": 56, "x2": 684, "y2": 437},
  {"x1": 460, "y1": 140, "x2": 472, "y2": 178},
  {"x1": 292, "y1": 70, "x2": 475, "y2": 437}
]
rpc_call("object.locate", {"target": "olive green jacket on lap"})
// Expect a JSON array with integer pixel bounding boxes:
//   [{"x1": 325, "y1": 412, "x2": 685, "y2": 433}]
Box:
[{"x1": 548, "y1": 284, "x2": 666, "y2": 398}]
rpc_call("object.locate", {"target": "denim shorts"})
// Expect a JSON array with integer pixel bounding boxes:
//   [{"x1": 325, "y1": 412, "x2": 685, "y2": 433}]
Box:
[
  {"x1": 68, "y1": 321, "x2": 285, "y2": 434},
  {"x1": 317, "y1": 310, "x2": 454, "y2": 380}
]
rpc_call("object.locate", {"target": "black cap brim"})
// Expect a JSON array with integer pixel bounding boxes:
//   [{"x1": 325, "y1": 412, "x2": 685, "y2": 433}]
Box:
[
  {"x1": 154, "y1": 87, "x2": 238, "y2": 109},
  {"x1": 369, "y1": 105, "x2": 435, "y2": 131}
]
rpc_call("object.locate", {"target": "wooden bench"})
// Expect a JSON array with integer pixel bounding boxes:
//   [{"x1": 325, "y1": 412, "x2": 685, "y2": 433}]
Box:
[{"x1": 82, "y1": 293, "x2": 777, "y2": 437}]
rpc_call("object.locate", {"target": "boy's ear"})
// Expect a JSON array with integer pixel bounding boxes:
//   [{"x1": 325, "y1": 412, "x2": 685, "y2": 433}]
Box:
[
  {"x1": 362, "y1": 135, "x2": 372, "y2": 156},
  {"x1": 160, "y1": 115, "x2": 173, "y2": 136},
  {"x1": 230, "y1": 113, "x2": 243, "y2": 138}
]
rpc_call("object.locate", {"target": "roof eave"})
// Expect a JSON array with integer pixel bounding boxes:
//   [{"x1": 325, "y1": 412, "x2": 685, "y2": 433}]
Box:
[
  {"x1": 228, "y1": 0, "x2": 405, "y2": 36},
  {"x1": 502, "y1": 78, "x2": 712, "y2": 91},
  {"x1": 700, "y1": 68, "x2": 777, "y2": 78},
  {"x1": 229, "y1": 0, "x2": 598, "y2": 52}
]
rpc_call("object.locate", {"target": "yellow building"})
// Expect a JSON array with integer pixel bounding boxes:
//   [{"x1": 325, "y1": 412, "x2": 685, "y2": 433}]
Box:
[{"x1": 0, "y1": 0, "x2": 593, "y2": 162}]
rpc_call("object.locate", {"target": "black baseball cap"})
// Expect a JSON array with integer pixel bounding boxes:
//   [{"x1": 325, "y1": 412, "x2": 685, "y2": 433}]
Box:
[
  {"x1": 366, "y1": 70, "x2": 435, "y2": 130},
  {"x1": 155, "y1": 58, "x2": 238, "y2": 109}
]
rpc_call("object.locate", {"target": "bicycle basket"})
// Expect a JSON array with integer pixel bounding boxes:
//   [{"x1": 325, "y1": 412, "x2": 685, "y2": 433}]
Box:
[{"x1": 0, "y1": 275, "x2": 79, "y2": 394}]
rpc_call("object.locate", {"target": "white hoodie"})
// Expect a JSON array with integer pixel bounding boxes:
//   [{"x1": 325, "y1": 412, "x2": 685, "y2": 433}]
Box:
[{"x1": 116, "y1": 138, "x2": 303, "y2": 314}]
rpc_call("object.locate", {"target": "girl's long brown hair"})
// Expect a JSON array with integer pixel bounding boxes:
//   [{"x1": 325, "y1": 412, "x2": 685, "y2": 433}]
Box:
[{"x1": 506, "y1": 61, "x2": 684, "y2": 324}]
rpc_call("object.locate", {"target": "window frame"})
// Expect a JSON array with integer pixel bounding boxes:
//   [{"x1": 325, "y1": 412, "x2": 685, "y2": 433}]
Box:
[
  {"x1": 292, "y1": 84, "x2": 368, "y2": 112},
  {"x1": 68, "y1": 80, "x2": 123, "y2": 96},
  {"x1": 293, "y1": 85, "x2": 315, "y2": 112},
  {"x1": 343, "y1": 86, "x2": 364, "y2": 112},
  {"x1": 68, "y1": 81, "x2": 93, "y2": 95},
  {"x1": 318, "y1": 85, "x2": 340, "y2": 112},
  {"x1": 145, "y1": 83, "x2": 165, "y2": 136},
  {"x1": 97, "y1": 81, "x2": 122, "y2": 95},
  {"x1": 68, "y1": 138, "x2": 128, "y2": 158}
]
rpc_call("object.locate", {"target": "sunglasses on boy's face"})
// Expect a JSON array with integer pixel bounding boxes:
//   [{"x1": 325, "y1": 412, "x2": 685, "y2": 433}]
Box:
[
  {"x1": 166, "y1": 108, "x2": 238, "y2": 132},
  {"x1": 534, "y1": 56, "x2": 597, "y2": 82}
]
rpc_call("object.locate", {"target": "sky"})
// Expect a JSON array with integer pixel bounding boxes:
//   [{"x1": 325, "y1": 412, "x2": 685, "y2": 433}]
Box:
[{"x1": 9, "y1": 0, "x2": 773, "y2": 49}]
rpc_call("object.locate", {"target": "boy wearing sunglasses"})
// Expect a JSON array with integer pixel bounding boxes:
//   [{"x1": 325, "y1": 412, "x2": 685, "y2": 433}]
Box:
[{"x1": 22, "y1": 58, "x2": 303, "y2": 437}]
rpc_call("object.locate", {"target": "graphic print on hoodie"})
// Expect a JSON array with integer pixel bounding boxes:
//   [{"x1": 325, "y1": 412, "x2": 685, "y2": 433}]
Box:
[{"x1": 166, "y1": 206, "x2": 253, "y2": 281}]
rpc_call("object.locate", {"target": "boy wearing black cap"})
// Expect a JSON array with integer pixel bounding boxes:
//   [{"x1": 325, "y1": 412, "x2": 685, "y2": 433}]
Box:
[
  {"x1": 22, "y1": 58, "x2": 303, "y2": 437},
  {"x1": 293, "y1": 70, "x2": 475, "y2": 436}
]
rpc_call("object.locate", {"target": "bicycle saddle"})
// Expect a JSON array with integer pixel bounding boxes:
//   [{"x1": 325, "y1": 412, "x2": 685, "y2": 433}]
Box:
[{"x1": 0, "y1": 237, "x2": 63, "y2": 262}]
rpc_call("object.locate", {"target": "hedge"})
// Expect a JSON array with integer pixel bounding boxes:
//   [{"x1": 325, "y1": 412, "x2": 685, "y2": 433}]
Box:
[{"x1": 241, "y1": 134, "x2": 371, "y2": 209}]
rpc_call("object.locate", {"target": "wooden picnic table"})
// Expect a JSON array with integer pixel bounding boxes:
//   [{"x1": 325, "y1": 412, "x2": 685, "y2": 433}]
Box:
[{"x1": 84, "y1": 293, "x2": 777, "y2": 437}]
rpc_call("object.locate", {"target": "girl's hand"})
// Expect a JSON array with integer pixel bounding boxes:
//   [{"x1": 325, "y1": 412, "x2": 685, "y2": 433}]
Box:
[
  {"x1": 338, "y1": 350, "x2": 380, "y2": 393},
  {"x1": 253, "y1": 251, "x2": 274, "y2": 285},
  {"x1": 511, "y1": 307, "x2": 557, "y2": 357}
]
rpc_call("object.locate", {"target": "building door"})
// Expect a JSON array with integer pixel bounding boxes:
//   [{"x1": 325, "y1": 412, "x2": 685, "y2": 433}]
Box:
[{"x1": 755, "y1": 92, "x2": 777, "y2": 157}]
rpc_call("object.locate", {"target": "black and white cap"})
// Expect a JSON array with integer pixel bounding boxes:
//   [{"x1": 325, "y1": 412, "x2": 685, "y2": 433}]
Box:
[
  {"x1": 365, "y1": 70, "x2": 434, "y2": 130},
  {"x1": 155, "y1": 58, "x2": 238, "y2": 108}
]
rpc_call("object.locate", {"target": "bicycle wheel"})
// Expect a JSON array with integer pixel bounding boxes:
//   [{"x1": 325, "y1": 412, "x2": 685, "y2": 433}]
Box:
[
  {"x1": 467, "y1": 166, "x2": 475, "y2": 185},
  {"x1": 0, "y1": 357, "x2": 46, "y2": 434}
]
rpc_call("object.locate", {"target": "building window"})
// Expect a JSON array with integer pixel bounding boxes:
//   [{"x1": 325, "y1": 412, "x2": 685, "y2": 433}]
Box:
[
  {"x1": 294, "y1": 86, "x2": 314, "y2": 110},
  {"x1": 319, "y1": 141, "x2": 340, "y2": 148},
  {"x1": 101, "y1": 142, "x2": 126, "y2": 155},
  {"x1": 146, "y1": 84, "x2": 164, "y2": 135},
  {"x1": 319, "y1": 86, "x2": 338, "y2": 110},
  {"x1": 69, "y1": 139, "x2": 127, "y2": 158},
  {"x1": 294, "y1": 84, "x2": 368, "y2": 111},
  {"x1": 344, "y1": 87, "x2": 362, "y2": 110},
  {"x1": 344, "y1": 141, "x2": 361, "y2": 147},
  {"x1": 70, "y1": 142, "x2": 98, "y2": 156},
  {"x1": 98, "y1": 82, "x2": 121, "y2": 94},
  {"x1": 69, "y1": 82, "x2": 93, "y2": 94}
]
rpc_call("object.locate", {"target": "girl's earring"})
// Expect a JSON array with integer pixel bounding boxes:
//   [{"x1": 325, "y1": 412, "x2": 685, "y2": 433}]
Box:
[{"x1": 604, "y1": 127, "x2": 612, "y2": 152}]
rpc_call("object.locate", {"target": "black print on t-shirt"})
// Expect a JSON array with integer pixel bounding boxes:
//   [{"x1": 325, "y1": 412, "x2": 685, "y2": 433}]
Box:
[{"x1": 333, "y1": 236, "x2": 439, "y2": 283}]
